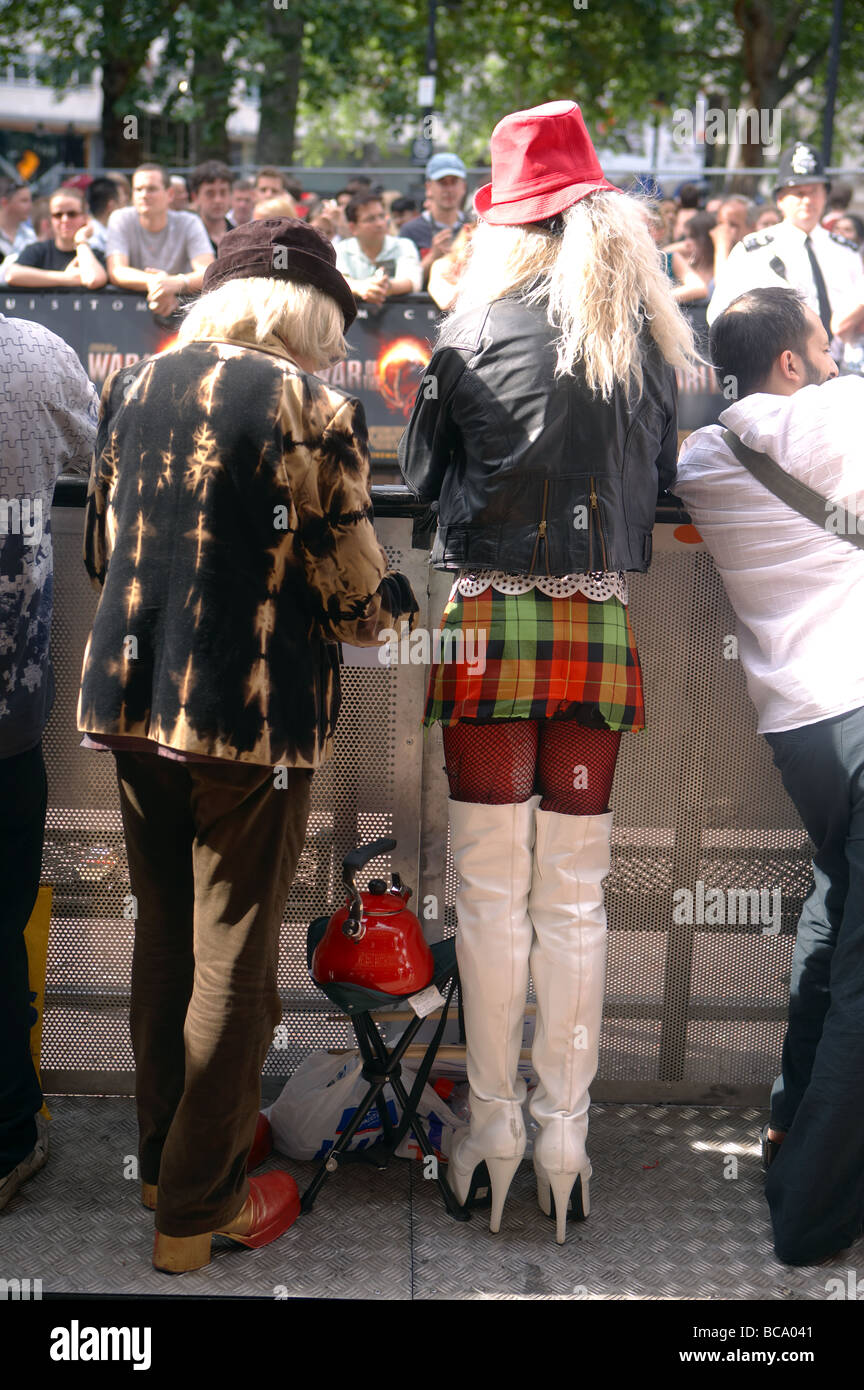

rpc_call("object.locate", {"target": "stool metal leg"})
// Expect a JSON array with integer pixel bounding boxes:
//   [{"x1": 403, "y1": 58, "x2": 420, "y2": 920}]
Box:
[
  {"x1": 388, "y1": 1069, "x2": 470, "y2": 1221},
  {"x1": 355, "y1": 1013, "x2": 397, "y2": 1148},
  {"x1": 300, "y1": 1071, "x2": 390, "y2": 1213},
  {"x1": 301, "y1": 973, "x2": 467, "y2": 1219}
]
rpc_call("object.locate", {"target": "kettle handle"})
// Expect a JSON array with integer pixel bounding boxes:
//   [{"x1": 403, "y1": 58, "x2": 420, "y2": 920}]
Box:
[
  {"x1": 342, "y1": 837, "x2": 398, "y2": 939},
  {"x1": 342, "y1": 837, "x2": 398, "y2": 888}
]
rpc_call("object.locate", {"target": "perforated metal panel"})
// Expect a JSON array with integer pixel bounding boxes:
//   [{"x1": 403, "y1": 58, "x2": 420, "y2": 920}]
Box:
[{"x1": 42, "y1": 510, "x2": 812, "y2": 1097}]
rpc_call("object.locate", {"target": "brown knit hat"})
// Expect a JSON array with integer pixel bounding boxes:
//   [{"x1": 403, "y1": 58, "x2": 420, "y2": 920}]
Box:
[{"x1": 201, "y1": 217, "x2": 357, "y2": 329}]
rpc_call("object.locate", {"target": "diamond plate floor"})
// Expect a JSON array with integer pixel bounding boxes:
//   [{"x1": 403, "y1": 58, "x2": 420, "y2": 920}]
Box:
[{"x1": 2, "y1": 1097, "x2": 860, "y2": 1300}]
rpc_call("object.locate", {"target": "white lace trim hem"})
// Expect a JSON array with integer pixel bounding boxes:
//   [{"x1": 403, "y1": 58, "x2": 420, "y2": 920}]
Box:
[{"x1": 453, "y1": 570, "x2": 629, "y2": 603}]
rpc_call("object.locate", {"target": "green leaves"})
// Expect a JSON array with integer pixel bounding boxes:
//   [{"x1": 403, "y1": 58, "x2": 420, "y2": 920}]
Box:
[{"x1": 1, "y1": 0, "x2": 861, "y2": 167}]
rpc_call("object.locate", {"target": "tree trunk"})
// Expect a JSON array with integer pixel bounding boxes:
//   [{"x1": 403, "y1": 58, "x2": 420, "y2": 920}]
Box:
[
  {"x1": 101, "y1": 60, "x2": 144, "y2": 167},
  {"x1": 189, "y1": 41, "x2": 233, "y2": 163},
  {"x1": 255, "y1": 5, "x2": 304, "y2": 164},
  {"x1": 702, "y1": 90, "x2": 732, "y2": 175},
  {"x1": 732, "y1": 0, "x2": 778, "y2": 170}
]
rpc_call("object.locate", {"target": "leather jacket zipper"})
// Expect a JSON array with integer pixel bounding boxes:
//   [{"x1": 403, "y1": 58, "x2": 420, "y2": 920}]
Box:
[
  {"x1": 589, "y1": 477, "x2": 608, "y2": 571},
  {"x1": 529, "y1": 479, "x2": 551, "y2": 576}
]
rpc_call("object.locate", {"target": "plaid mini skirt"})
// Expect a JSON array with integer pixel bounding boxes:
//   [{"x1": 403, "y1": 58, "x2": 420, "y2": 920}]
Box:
[{"x1": 422, "y1": 585, "x2": 645, "y2": 731}]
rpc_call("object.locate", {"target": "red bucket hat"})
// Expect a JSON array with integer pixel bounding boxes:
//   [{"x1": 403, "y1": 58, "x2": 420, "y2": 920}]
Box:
[{"x1": 474, "y1": 100, "x2": 620, "y2": 226}]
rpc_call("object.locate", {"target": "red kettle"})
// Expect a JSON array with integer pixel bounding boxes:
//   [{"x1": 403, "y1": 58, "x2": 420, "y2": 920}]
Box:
[{"x1": 312, "y1": 837, "x2": 435, "y2": 995}]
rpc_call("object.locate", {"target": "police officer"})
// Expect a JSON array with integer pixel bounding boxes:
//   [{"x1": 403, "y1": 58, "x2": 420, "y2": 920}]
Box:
[{"x1": 707, "y1": 143, "x2": 864, "y2": 353}]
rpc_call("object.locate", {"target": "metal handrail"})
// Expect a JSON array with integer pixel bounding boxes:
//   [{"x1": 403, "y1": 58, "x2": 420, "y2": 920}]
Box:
[{"x1": 53, "y1": 475, "x2": 691, "y2": 525}]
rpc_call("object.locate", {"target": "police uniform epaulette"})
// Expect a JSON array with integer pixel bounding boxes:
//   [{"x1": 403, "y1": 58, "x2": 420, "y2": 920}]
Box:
[
  {"x1": 742, "y1": 230, "x2": 776, "y2": 251},
  {"x1": 829, "y1": 231, "x2": 858, "y2": 251}
]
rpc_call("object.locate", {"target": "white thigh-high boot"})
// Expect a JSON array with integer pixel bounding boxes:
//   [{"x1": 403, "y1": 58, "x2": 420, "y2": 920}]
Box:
[
  {"x1": 529, "y1": 808, "x2": 612, "y2": 1243},
  {"x1": 448, "y1": 795, "x2": 542, "y2": 1232}
]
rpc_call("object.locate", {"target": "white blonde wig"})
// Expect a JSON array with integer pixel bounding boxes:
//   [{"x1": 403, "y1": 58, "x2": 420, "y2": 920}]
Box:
[
  {"x1": 178, "y1": 276, "x2": 346, "y2": 370},
  {"x1": 454, "y1": 192, "x2": 697, "y2": 400}
]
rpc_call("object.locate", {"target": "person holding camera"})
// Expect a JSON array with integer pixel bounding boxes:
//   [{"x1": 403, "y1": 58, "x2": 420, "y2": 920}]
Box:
[
  {"x1": 675, "y1": 286, "x2": 864, "y2": 1266},
  {"x1": 335, "y1": 194, "x2": 422, "y2": 303}
]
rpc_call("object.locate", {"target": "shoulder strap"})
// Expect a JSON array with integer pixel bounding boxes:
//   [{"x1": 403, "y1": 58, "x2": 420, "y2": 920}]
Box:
[{"x1": 721, "y1": 428, "x2": 864, "y2": 552}]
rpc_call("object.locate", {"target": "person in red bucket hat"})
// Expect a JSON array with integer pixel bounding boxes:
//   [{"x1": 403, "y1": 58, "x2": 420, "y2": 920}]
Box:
[
  {"x1": 473, "y1": 100, "x2": 620, "y2": 224},
  {"x1": 401, "y1": 101, "x2": 696, "y2": 1242}
]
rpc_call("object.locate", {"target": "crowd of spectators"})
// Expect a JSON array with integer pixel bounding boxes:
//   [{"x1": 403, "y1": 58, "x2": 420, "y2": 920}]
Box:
[
  {"x1": 2, "y1": 159, "x2": 862, "y2": 324},
  {"x1": 0, "y1": 155, "x2": 482, "y2": 313},
  {"x1": 651, "y1": 178, "x2": 864, "y2": 312}
]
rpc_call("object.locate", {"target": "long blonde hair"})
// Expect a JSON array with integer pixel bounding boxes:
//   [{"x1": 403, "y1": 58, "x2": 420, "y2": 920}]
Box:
[
  {"x1": 454, "y1": 192, "x2": 697, "y2": 399},
  {"x1": 178, "y1": 277, "x2": 346, "y2": 370}
]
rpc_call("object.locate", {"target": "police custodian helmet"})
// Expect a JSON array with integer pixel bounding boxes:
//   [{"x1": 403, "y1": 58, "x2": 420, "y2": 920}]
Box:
[{"x1": 773, "y1": 142, "x2": 831, "y2": 198}]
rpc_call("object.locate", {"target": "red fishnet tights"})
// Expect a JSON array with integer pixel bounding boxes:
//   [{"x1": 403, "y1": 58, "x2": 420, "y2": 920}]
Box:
[{"x1": 442, "y1": 720, "x2": 621, "y2": 816}]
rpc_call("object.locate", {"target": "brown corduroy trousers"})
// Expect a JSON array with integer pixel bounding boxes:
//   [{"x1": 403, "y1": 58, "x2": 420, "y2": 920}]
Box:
[{"x1": 114, "y1": 751, "x2": 313, "y2": 1237}]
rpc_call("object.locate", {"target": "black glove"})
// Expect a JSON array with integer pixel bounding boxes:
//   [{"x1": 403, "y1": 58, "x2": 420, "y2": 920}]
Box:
[{"x1": 379, "y1": 571, "x2": 419, "y2": 625}]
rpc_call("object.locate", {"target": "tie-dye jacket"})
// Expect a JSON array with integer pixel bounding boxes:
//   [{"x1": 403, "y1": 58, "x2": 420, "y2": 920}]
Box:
[{"x1": 78, "y1": 335, "x2": 416, "y2": 768}]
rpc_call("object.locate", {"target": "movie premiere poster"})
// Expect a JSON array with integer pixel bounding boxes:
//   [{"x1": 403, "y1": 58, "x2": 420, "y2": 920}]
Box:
[
  {"x1": 1, "y1": 292, "x2": 724, "y2": 463},
  {"x1": 315, "y1": 297, "x2": 443, "y2": 463},
  {"x1": 1, "y1": 292, "x2": 172, "y2": 391}
]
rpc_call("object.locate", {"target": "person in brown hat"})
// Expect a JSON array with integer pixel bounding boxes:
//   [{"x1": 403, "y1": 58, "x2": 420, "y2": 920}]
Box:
[
  {"x1": 77, "y1": 218, "x2": 418, "y2": 1273},
  {"x1": 401, "y1": 100, "x2": 696, "y2": 1243}
]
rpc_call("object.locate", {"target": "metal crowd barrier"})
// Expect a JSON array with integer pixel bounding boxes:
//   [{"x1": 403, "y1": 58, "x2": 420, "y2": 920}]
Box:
[
  {"x1": 40, "y1": 479, "x2": 808, "y2": 1104},
  {"x1": 1, "y1": 290, "x2": 725, "y2": 471}
]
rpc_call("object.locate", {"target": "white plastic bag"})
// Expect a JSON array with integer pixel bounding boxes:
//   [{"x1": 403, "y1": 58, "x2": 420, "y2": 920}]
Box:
[{"x1": 267, "y1": 1049, "x2": 466, "y2": 1162}]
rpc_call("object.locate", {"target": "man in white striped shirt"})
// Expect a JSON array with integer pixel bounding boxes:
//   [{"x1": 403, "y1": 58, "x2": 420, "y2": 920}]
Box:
[{"x1": 675, "y1": 286, "x2": 864, "y2": 1265}]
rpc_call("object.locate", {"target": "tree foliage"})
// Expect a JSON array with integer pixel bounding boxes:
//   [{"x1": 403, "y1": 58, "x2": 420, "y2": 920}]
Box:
[
  {"x1": 0, "y1": 0, "x2": 185, "y2": 164},
  {"x1": 1, "y1": 0, "x2": 863, "y2": 170}
]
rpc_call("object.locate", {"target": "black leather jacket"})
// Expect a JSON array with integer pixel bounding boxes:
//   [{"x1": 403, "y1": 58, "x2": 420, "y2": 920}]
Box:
[{"x1": 399, "y1": 296, "x2": 678, "y2": 574}]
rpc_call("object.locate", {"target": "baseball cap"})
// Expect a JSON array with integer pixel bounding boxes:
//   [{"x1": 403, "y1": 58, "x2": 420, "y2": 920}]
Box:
[{"x1": 426, "y1": 153, "x2": 467, "y2": 181}]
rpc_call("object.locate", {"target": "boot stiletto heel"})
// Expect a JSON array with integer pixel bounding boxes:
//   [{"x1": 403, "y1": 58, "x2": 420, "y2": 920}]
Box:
[
  {"x1": 448, "y1": 1149, "x2": 522, "y2": 1231},
  {"x1": 487, "y1": 1155, "x2": 523, "y2": 1233},
  {"x1": 528, "y1": 809, "x2": 611, "y2": 1245},
  {"x1": 535, "y1": 1163, "x2": 590, "y2": 1244},
  {"x1": 446, "y1": 1157, "x2": 492, "y2": 1210}
]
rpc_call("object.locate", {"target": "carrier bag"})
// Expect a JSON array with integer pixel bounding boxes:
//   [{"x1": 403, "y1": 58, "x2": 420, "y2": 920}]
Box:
[{"x1": 267, "y1": 1049, "x2": 465, "y2": 1162}]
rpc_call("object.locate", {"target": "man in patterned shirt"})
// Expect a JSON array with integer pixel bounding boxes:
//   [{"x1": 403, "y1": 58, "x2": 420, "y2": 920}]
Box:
[{"x1": 0, "y1": 314, "x2": 98, "y2": 1211}]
